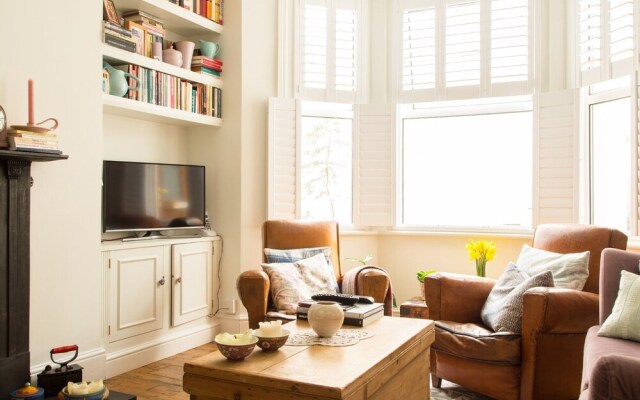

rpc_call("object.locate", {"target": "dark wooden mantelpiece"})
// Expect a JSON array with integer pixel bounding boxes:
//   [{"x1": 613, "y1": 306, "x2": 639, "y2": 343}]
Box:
[{"x1": 0, "y1": 150, "x2": 67, "y2": 399}]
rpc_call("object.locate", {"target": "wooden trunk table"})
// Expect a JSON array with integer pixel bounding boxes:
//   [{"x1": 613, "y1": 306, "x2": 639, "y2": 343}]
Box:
[{"x1": 183, "y1": 316, "x2": 435, "y2": 400}]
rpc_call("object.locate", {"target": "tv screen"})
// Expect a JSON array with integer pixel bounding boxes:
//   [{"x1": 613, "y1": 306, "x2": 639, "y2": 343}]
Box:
[{"x1": 102, "y1": 161, "x2": 205, "y2": 233}]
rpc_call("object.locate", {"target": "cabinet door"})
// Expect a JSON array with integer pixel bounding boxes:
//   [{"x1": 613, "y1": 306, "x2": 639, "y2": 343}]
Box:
[
  {"x1": 108, "y1": 247, "x2": 165, "y2": 342},
  {"x1": 172, "y1": 242, "x2": 213, "y2": 326}
]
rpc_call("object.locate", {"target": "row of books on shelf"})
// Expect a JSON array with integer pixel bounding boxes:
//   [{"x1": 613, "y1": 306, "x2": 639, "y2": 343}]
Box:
[
  {"x1": 4, "y1": 128, "x2": 62, "y2": 155},
  {"x1": 103, "y1": 16, "x2": 164, "y2": 57},
  {"x1": 113, "y1": 64, "x2": 222, "y2": 118},
  {"x1": 296, "y1": 300, "x2": 384, "y2": 327},
  {"x1": 169, "y1": 0, "x2": 223, "y2": 24}
]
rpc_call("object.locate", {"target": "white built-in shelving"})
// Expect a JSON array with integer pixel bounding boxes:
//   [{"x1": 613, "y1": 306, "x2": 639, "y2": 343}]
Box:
[{"x1": 102, "y1": 0, "x2": 223, "y2": 126}]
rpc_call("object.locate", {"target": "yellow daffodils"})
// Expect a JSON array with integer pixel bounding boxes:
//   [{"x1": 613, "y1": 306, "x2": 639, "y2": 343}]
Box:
[{"x1": 466, "y1": 240, "x2": 496, "y2": 277}]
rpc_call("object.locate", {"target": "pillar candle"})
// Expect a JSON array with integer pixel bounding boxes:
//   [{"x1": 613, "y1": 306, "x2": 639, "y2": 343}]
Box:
[
  {"x1": 28, "y1": 79, "x2": 34, "y2": 125},
  {"x1": 258, "y1": 321, "x2": 283, "y2": 337}
]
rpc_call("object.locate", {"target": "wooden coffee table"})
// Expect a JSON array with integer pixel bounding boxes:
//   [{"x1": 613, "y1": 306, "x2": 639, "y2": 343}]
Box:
[{"x1": 183, "y1": 316, "x2": 435, "y2": 400}]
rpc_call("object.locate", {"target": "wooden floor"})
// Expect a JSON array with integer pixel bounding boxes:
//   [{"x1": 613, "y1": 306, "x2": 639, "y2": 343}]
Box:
[{"x1": 104, "y1": 342, "x2": 218, "y2": 400}]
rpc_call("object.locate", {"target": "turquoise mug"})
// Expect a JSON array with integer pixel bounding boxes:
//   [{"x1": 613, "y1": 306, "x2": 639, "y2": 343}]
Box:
[{"x1": 199, "y1": 40, "x2": 220, "y2": 58}]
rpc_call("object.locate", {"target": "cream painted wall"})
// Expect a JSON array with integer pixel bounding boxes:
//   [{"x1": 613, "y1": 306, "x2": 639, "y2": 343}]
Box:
[{"x1": 0, "y1": 0, "x2": 104, "y2": 377}]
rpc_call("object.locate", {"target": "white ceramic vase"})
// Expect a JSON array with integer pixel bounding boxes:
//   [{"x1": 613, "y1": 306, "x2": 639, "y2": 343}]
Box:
[{"x1": 307, "y1": 301, "x2": 344, "y2": 338}]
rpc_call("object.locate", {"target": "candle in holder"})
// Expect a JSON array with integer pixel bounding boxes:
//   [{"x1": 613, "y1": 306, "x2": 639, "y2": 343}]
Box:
[
  {"x1": 258, "y1": 321, "x2": 283, "y2": 337},
  {"x1": 28, "y1": 79, "x2": 34, "y2": 126}
]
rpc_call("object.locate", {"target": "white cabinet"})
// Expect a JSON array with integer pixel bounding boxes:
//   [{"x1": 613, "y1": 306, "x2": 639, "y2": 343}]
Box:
[
  {"x1": 171, "y1": 241, "x2": 213, "y2": 326},
  {"x1": 103, "y1": 237, "x2": 218, "y2": 343},
  {"x1": 108, "y1": 247, "x2": 165, "y2": 342}
]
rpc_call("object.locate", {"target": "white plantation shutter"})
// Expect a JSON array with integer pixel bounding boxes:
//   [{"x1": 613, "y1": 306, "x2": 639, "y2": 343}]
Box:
[
  {"x1": 268, "y1": 97, "x2": 300, "y2": 219},
  {"x1": 298, "y1": 0, "x2": 362, "y2": 103},
  {"x1": 490, "y1": 0, "x2": 531, "y2": 95},
  {"x1": 579, "y1": 0, "x2": 634, "y2": 85},
  {"x1": 609, "y1": 0, "x2": 634, "y2": 75},
  {"x1": 445, "y1": 1, "x2": 481, "y2": 90},
  {"x1": 354, "y1": 104, "x2": 396, "y2": 227},
  {"x1": 400, "y1": 1, "x2": 438, "y2": 102},
  {"x1": 534, "y1": 90, "x2": 580, "y2": 225},
  {"x1": 396, "y1": 0, "x2": 532, "y2": 102}
]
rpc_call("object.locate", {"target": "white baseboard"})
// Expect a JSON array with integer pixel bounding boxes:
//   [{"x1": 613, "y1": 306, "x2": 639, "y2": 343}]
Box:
[
  {"x1": 105, "y1": 324, "x2": 220, "y2": 378},
  {"x1": 216, "y1": 312, "x2": 249, "y2": 333},
  {"x1": 30, "y1": 347, "x2": 107, "y2": 384}
]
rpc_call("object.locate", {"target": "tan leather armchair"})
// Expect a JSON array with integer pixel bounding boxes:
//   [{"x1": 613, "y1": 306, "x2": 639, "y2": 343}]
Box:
[
  {"x1": 405, "y1": 224, "x2": 627, "y2": 400},
  {"x1": 236, "y1": 220, "x2": 391, "y2": 329}
]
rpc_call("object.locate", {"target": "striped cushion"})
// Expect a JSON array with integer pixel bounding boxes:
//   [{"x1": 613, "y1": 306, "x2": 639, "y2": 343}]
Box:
[
  {"x1": 516, "y1": 245, "x2": 590, "y2": 290},
  {"x1": 598, "y1": 270, "x2": 640, "y2": 342}
]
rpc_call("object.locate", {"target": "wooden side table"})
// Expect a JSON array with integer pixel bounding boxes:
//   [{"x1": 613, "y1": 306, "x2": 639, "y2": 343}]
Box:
[{"x1": 400, "y1": 297, "x2": 430, "y2": 319}]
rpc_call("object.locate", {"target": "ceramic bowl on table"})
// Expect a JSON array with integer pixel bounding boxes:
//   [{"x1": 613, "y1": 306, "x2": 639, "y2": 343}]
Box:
[
  {"x1": 215, "y1": 336, "x2": 258, "y2": 361},
  {"x1": 253, "y1": 328, "x2": 290, "y2": 351},
  {"x1": 60, "y1": 387, "x2": 106, "y2": 400}
]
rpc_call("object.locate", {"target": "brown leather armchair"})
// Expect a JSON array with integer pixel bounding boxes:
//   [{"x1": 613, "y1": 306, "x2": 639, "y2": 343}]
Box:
[
  {"x1": 407, "y1": 224, "x2": 627, "y2": 400},
  {"x1": 236, "y1": 220, "x2": 391, "y2": 329}
]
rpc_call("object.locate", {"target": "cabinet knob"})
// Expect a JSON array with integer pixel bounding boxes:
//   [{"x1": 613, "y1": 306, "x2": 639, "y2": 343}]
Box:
[
  {"x1": 158, "y1": 276, "x2": 166, "y2": 286},
  {"x1": 176, "y1": 277, "x2": 182, "y2": 284}
]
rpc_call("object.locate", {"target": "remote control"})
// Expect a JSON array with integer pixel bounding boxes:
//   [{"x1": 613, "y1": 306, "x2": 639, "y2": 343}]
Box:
[
  {"x1": 311, "y1": 293, "x2": 360, "y2": 305},
  {"x1": 311, "y1": 293, "x2": 375, "y2": 305}
]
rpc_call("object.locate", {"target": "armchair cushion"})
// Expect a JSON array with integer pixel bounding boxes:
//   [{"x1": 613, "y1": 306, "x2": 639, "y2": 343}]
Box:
[
  {"x1": 261, "y1": 254, "x2": 338, "y2": 314},
  {"x1": 435, "y1": 321, "x2": 522, "y2": 365},
  {"x1": 516, "y1": 244, "x2": 590, "y2": 290},
  {"x1": 264, "y1": 246, "x2": 338, "y2": 291},
  {"x1": 598, "y1": 270, "x2": 640, "y2": 342},
  {"x1": 481, "y1": 263, "x2": 554, "y2": 333}
]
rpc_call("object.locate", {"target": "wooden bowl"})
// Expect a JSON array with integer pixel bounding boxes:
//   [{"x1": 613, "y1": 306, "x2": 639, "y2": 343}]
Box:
[
  {"x1": 253, "y1": 329, "x2": 290, "y2": 351},
  {"x1": 215, "y1": 336, "x2": 258, "y2": 360}
]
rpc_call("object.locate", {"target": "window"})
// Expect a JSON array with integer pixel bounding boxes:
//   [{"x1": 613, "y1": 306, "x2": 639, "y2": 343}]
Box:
[
  {"x1": 578, "y1": 0, "x2": 634, "y2": 85},
  {"x1": 298, "y1": 0, "x2": 363, "y2": 103},
  {"x1": 300, "y1": 101, "x2": 354, "y2": 223},
  {"x1": 401, "y1": 97, "x2": 532, "y2": 229},
  {"x1": 586, "y1": 81, "x2": 632, "y2": 234},
  {"x1": 397, "y1": 0, "x2": 532, "y2": 102}
]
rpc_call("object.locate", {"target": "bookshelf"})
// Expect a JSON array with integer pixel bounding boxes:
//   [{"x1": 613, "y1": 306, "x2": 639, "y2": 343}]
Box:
[{"x1": 101, "y1": 0, "x2": 223, "y2": 126}]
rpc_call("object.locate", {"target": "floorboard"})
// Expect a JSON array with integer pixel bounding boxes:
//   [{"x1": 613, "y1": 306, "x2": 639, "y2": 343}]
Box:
[{"x1": 104, "y1": 342, "x2": 217, "y2": 400}]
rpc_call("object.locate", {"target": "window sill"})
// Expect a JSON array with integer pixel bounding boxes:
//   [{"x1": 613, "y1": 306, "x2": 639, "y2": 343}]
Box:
[{"x1": 340, "y1": 227, "x2": 533, "y2": 240}]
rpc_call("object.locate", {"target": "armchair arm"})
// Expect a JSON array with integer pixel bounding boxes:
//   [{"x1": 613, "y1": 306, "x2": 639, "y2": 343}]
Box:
[
  {"x1": 236, "y1": 270, "x2": 270, "y2": 329},
  {"x1": 424, "y1": 272, "x2": 496, "y2": 323},
  {"x1": 520, "y1": 287, "x2": 599, "y2": 400},
  {"x1": 355, "y1": 267, "x2": 390, "y2": 312},
  {"x1": 586, "y1": 354, "x2": 640, "y2": 400}
]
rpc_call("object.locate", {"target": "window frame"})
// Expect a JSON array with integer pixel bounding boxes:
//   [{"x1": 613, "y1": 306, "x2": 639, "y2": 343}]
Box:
[
  {"x1": 580, "y1": 77, "x2": 637, "y2": 234},
  {"x1": 396, "y1": 96, "x2": 534, "y2": 233}
]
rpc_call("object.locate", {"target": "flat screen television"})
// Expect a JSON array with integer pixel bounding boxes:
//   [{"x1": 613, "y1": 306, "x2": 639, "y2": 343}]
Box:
[{"x1": 102, "y1": 160, "x2": 205, "y2": 236}]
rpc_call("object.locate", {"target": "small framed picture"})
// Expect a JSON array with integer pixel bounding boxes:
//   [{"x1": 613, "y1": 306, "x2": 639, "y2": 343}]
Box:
[{"x1": 103, "y1": 0, "x2": 120, "y2": 25}]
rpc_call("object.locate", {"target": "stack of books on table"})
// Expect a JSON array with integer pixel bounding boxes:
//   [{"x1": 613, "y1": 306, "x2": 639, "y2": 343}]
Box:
[
  {"x1": 102, "y1": 21, "x2": 137, "y2": 53},
  {"x1": 297, "y1": 300, "x2": 384, "y2": 327},
  {"x1": 7, "y1": 127, "x2": 61, "y2": 155},
  {"x1": 191, "y1": 56, "x2": 222, "y2": 77}
]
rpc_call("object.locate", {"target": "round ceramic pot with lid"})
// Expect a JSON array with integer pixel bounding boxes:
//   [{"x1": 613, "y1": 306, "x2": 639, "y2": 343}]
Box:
[{"x1": 307, "y1": 301, "x2": 344, "y2": 337}]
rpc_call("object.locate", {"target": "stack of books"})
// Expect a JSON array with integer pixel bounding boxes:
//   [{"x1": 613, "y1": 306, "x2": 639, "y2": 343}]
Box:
[
  {"x1": 122, "y1": 10, "x2": 165, "y2": 58},
  {"x1": 7, "y1": 127, "x2": 61, "y2": 155},
  {"x1": 169, "y1": 0, "x2": 224, "y2": 24},
  {"x1": 297, "y1": 300, "x2": 384, "y2": 327},
  {"x1": 102, "y1": 21, "x2": 137, "y2": 53},
  {"x1": 191, "y1": 55, "x2": 222, "y2": 77}
]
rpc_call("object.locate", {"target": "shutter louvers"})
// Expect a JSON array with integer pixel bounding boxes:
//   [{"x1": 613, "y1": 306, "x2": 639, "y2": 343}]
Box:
[
  {"x1": 402, "y1": 6, "x2": 437, "y2": 94},
  {"x1": 579, "y1": 0, "x2": 602, "y2": 83},
  {"x1": 356, "y1": 104, "x2": 395, "y2": 227},
  {"x1": 335, "y1": 6, "x2": 357, "y2": 93},
  {"x1": 534, "y1": 90, "x2": 579, "y2": 225},
  {"x1": 445, "y1": 1, "x2": 481, "y2": 88},
  {"x1": 490, "y1": 0, "x2": 528, "y2": 84},
  {"x1": 609, "y1": 0, "x2": 634, "y2": 76},
  {"x1": 268, "y1": 98, "x2": 299, "y2": 219},
  {"x1": 302, "y1": 1, "x2": 327, "y2": 91}
]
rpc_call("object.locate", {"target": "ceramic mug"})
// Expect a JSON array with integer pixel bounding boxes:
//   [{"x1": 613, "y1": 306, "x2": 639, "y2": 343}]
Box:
[{"x1": 175, "y1": 41, "x2": 196, "y2": 69}]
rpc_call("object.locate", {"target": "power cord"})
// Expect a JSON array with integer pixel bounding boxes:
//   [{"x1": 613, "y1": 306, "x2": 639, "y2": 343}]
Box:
[{"x1": 208, "y1": 237, "x2": 228, "y2": 317}]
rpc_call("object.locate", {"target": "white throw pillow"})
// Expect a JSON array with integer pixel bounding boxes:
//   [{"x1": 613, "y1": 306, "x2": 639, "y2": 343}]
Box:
[
  {"x1": 598, "y1": 270, "x2": 640, "y2": 342},
  {"x1": 516, "y1": 245, "x2": 590, "y2": 290}
]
